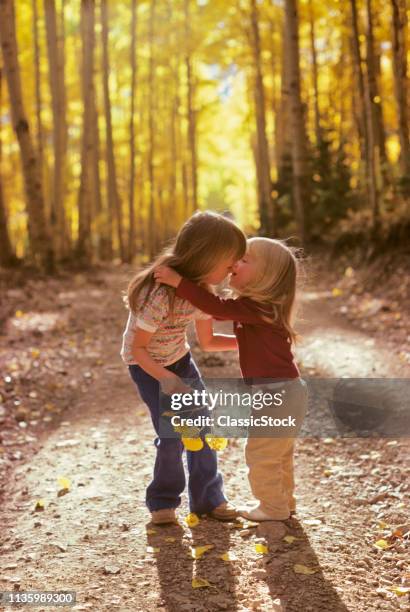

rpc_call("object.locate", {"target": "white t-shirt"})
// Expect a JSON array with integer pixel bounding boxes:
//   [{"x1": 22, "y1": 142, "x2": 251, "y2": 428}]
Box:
[{"x1": 121, "y1": 284, "x2": 211, "y2": 366}]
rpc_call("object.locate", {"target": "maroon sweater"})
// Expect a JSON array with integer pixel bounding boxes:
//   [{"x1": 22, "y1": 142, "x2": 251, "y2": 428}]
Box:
[{"x1": 176, "y1": 278, "x2": 300, "y2": 382}]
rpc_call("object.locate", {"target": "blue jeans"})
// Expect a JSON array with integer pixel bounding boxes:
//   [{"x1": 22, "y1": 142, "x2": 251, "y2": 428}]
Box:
[{"x1": 128, "y1": 351, "x2": 226, "y2": 514}]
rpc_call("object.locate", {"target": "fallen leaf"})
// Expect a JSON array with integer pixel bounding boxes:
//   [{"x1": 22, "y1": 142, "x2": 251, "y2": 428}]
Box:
[
  {"x1": 146, "y1": 546, "x2": 160, "y2": 553},
  {"x1": 387, "y1": 586, "x2": 409, "y2": 597},
  {"x1": 192, "y1": 578, "x2": 212, "y2": 589},
  {"x1": 57, "y1": 476, "x2": 71, "y2": 490},
  {"x1": 377, "y1": 521, "x2": 388, "y2": 530},
  {"x1": 103, "y1": 565, "x2": 121, "y2": 575},
  {"x1": 190, "y1": 544, "x2": 214, "y2": 559},
  {"x1": 165, "y1": 537, "x2": 176, "y2": 543},
  {"x1": 293, "y1": 564, "x2": 318, "y2": 575},
  {"x1": 332, "y1": 288, "x2": 343, "y2": 297},
  {"x1": 220, "y1": 551, "x2": 237, "y2": 561},
  {"x1": 146, "y1": 529, "x2": 156, "y2": 535},
  {"x1": 185, "y1": 513, "x2": 200, "y2": 528},
  {"x1": 255, "y1": 543, "x2": 269, "y2": 555},
  {"x1": 283, "y1": 535, "x2": 298, "y2": 544},
  {"x1": 34, "y1": 500, "x2": 45, "y2": 511},
  {"x1": 374, "y1": 539, "x2": 390, "y2": 550}
]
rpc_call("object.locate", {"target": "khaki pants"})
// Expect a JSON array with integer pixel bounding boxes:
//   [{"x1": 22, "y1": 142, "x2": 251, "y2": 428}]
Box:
[{"x1": 245, "y1": 378, "x2": 308, "y2": 520}]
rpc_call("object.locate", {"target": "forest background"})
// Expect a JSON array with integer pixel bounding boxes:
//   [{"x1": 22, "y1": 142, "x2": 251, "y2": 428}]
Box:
[{"x1": 0, "y1": 0, "x2": 409, "y2": 271}]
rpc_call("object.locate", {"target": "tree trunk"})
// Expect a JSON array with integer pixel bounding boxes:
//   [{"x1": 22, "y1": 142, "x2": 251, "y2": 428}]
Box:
[
  {"x1": 77, "y1": 0, "x2": 95, "y2": 260},
  {"x1": 32, "y1": 0, "x2": 47, "y2": 201},
  {"x1": 276, "y1": 19, "x2": 292, "y2": 188},
  {"x1": 267, "y1": 9, "x2": 279, "y2": 177},
  {"x1": 308, "y1": 0, "x2": 322, "y2": 146},
  {"x1": 250, "y1": 0, "x2": 274, "y2": 235},
  {"x1": 147, "y1": 0, "x2": 156, "y2": 258},
  {"x1": 350, "y1": 0, "x2": 378, "y2": 229},
  {"x1": 44, "y1": 0, "x2": 68, "y2": 259},
  {"x1": 101, "y1": 0, "x2": 124, "y2": 261},
  {"x1": 0, "y1": 65, "x2": 17, "y2": 266},
  {"x1": 167, "y1": 0, "x2": 178, "y2": 229},
  {"x1": 128, "y1": 0, "x2": 138, "y2": 262},
  {"x1": 284, "y1": 0, "x2": 310, "y2": 244},
  {"x1": 391, "y1": 0, "x2": 410, "y2": 179},
  {"x1": 365, "y1": 0, "x2": 387, "y2": 192},
  {"x1": 184, "y1": 0, "x2": 198, "y2": 213},
  {"x1": 0, "y1": 0, "x2": 52, "y2": 270}
]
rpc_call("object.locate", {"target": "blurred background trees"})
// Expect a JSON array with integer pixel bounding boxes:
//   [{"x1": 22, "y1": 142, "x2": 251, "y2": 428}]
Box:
[{"x1": 0, "y1": 0, "x2": 408, "y2": 269}]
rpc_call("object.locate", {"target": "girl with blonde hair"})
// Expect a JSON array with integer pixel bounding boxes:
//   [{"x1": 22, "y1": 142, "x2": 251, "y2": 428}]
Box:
[
  {"x1": 121, "y1": 211, "x2": 246, "y2": 525},
  {"x1": 155, "y1": 237, "x2": 308, "y2": 521}
]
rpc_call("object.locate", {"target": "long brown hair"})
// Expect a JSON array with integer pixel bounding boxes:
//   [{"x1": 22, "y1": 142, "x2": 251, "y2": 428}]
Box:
[{"x1": 126, "y1": 211, "x2": 247, "y2": 315}]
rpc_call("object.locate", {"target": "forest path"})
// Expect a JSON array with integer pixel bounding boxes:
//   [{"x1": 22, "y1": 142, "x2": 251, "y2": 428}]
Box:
[{"x1": 0, "y1": 266, "x2": 408, "y2": 612}]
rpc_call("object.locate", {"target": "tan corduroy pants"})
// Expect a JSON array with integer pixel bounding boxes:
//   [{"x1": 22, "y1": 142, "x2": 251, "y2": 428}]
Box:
[{"x1": 245, "y1": 377, "x2": 308, "y2": 520}]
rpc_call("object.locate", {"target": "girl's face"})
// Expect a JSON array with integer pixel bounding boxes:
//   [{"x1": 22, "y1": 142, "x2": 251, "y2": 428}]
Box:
[
  {"x1": 229, "y1": 251, "x2": 258, "y2": 289},
  {"x1": 202, "y1": 254, "x2": 238, "y2": 285}
]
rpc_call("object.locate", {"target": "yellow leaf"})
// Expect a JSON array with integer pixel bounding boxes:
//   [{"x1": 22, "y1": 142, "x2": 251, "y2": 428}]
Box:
[
  {"x1": 34, "y1": 499, "x2": 45, "y2": 511},
  {"x1": 374, "y1": 539, "x2": 390, "y2": 550},
  {"x1": 255, "y1": 543, "x2": 269, "y2": 554},
  {"x1": 344, "y1": 266, "x2": 354, "y2": 278},
  {"x1": 220, "y1": 551, "x2": 237, "y2": 561},
  {"x1": 205, "y1": 434, "x2": 228, "y2": 451},
  {"x1": 185, "y1": 513, "x2": 200, "y2": 528},
  {"x1": 15, "y1": 310, "x2": 24, "y2": 318},
  {"x1": 283, "y1": 535, "x2": 298, "y2": 544},
  {"x1": 332, "y1": 288, "x2": 343, "y2": 297},
  {"x1": 182, "y1": 437, "x2": 204, "y2": 451},
  {"x1": 30, "y1": 348, "x2": 40, "y2": 358},
  {"x1": 388, "y1": 586, "x2": 409, "y2": 597},
  {"x1": 293, "y1": 564, "x2": 318, "y2": 575},
  {"x1": 146, "y1": 546, "x2": 160, "y2": 553},
  {"x1": 165, "y1": 537, "x2": 175, "y2": 543},
  {"x1": 192, "y1": 578, "x2": 212, "y2": 589},
  {"x1": 323, "y1": 469, "x2": 333, "y2": 477},
  {"x1": 190, "y1": 544, "x2": 214, "y2": 559},
  {"x1": 377, "y1": 521, "x2": 388, "y2": 530},
  {"x1": 146, "y1": 529, "x2": 156, "y2": 535},
  {"x1": 57, "y1": 476, "x2": 71, "y2": 490}
]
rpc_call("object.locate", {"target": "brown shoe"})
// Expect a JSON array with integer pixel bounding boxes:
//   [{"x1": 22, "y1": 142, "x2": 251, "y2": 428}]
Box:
[
  {"x1": 208, "y1": 502, "x2": 238, "y2": 522},
  {"x1": 151, "y1": 509, "x2": 177, "y2": 525}
]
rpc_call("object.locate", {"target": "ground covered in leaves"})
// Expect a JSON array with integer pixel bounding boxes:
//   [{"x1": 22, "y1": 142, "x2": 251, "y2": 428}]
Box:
[{"x1": 0, "y1": 258, "x2": 409, "y2": 611}]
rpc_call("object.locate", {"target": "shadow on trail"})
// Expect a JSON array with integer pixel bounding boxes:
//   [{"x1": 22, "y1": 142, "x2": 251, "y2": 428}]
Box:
[
  {"x1": 262, "y1": 519, "x2": 349, "y2": 612},
  {"x1": 147, "y1": 517, "x2": 238, "y2": 611}
]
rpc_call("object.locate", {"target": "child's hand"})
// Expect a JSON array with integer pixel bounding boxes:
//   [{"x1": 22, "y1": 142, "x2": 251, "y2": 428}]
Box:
[
  {"x1": 160, "y1": 372, "x2": 191, "y2": 396},
  {"x1": 154, "y1": 265, "x2": 182, "y2": 288}
]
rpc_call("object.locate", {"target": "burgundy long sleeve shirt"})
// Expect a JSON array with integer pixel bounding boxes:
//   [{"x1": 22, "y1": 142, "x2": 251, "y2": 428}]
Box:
[{"x1": 176, "y1": 278, "x2": 300, "y2": 382}]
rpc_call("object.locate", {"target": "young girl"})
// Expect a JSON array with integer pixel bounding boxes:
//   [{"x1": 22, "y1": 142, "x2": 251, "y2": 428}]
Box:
[
  {"x1": 154, "y1": 237, "x2": 308, "y2": 522},
  {"x1": 121, "y1": 211, "x2": 247, "y2": 525}
]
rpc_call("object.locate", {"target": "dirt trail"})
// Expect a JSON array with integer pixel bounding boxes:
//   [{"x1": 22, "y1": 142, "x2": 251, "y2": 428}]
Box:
[{"x1": 1, "y1": 268, "x2": 409, "y2": 612}]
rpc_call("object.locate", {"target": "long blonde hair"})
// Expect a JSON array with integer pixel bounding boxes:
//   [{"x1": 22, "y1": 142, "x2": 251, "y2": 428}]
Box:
[
  {"x1": 126, "y1": 211, "x2": 247, "y2": 315},
  {"x1": 236, "y1": 237, "x2": 301, "y2": 344}
]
